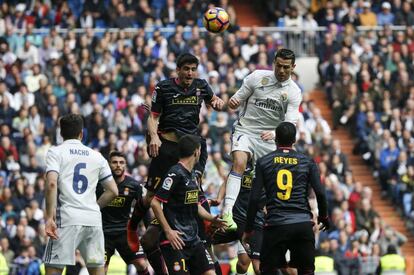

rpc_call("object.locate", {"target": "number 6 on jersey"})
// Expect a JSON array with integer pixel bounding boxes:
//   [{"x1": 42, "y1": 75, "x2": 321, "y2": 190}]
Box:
[
  {"x1": 276, "y1": 169, "x2": 293, "y2": 200},
  {"x1": 73, "y1": 163, "x2": 88, "y2": 194}
]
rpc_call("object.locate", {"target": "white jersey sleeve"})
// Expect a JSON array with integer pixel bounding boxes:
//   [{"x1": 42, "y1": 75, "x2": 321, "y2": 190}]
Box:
[
  {"x1": 46, "y1": 147, "x2": 61, "y2": 174},
  {"x1": 98, "y1": 157, "x2": 113, "y2": 184},
  {"x1": 284, "y1": 84, "x2": 302, "y2": 125},
  {"x1": 232, "y1": 72, "x2": 255, "y2": 102}
]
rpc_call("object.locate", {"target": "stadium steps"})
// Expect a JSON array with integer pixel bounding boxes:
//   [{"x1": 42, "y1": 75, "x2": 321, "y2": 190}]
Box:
[
  {"x1": 230, "y1": 0, "x2": 266, "y2": 27},
  {"x1": 308, "y1": 90, "x2": 414, "y2": 265}
]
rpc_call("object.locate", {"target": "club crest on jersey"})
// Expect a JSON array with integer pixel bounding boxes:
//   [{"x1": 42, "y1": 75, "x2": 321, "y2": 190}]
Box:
[
  {"x1": 162, "y1": 177, "x2": 173, "y2": 190},
  {"x1": 280, "y1": 92, "x2": 288, "y2": 102},
  {"x1": 124, "y1": 188, "x2": 129, "y2": 195},
  {"x1": 261, "y1": 77, "x2": 269, "y2": 85},
  {"x1": 173, "y1": 262, "x2": 181, "y2": 271},
  {"x1": 196, "y1": 88, "x2": 201, "y2": 96}
]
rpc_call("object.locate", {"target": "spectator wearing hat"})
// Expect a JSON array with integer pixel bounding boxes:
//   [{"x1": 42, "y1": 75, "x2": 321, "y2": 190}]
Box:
[
  {"x1": 377, "y1": 2, "x2": 395, "y2": 26},
  {"x1": 359, "y1": 1, "x2": 377, "y2": 26}
]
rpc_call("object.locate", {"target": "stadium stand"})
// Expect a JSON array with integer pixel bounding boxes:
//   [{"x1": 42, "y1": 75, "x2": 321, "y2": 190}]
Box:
[{"x1": 0, "y1": 0, "x2": 414, "y2": 274}]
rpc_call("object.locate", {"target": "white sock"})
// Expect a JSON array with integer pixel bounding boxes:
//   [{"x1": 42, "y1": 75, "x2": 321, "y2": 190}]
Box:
[{"x1": 223, "y1": 172, "x2": 242, "y2": 214}]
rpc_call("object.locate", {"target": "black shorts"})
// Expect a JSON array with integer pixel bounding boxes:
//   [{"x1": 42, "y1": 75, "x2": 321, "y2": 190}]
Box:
[
  {"x1": 260, "y1": 222, "x2": 315, "y2": 274},
  {"x1": 160, "y1": 242, "x2": 214, "y2": 274},
  {"x1": 104, "y1": 231, "x2": 144, "y2": 265},
  {"x1": 146, "y1": 137, "x2": 179, "y2": 193},
  {"x1": 212, "y1": 218, "x2": 263, "y2": 260}
]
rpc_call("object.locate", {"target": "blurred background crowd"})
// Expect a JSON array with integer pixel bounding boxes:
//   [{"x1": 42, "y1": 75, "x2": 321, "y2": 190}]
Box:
[{"x1": 0, "y1": 0, "x2": 413, "y2": 274}]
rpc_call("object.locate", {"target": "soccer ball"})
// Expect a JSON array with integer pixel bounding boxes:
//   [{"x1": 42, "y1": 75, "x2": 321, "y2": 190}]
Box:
[{"x1": 203, "y1": 7, "x2": 230, "y2": 33}]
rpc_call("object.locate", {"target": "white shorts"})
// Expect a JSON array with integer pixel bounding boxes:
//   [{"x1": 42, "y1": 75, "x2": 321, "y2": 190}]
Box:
[
  {"x1": 231, "y1": 131, "x2": 276, "y2": 163},
  {"x1": 43, "y1": 225, "x2": 105, "y2": 268}
]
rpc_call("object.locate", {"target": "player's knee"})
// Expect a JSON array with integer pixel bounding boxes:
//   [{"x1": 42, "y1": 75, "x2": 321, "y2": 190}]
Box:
[
  {"x1": 232, "y1": 159, "x2": 247, "y2": 175},
  {"x1": 236, "y1": 255, "x2": 250, "y2": 273}
]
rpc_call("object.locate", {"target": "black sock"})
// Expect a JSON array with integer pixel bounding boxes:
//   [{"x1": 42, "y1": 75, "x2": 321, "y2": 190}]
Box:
[
  {"x1": 146, "y1": 247, "x2": 168, "y2": 275},
  {"x1": 130, "y1": 197, "x2": 149, "y2": 229},
  {"x1": 214, "y1": 261, "x2": 222, "y2": 275}
]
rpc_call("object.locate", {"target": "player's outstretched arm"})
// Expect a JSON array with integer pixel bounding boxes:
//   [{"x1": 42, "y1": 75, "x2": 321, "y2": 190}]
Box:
[
  {"x1": 45, "y1": 171, "x2": 59, "y2": 240},
  {"x1": 228, "y1": 71, "x2": 255, "y2": 109},
  {"x1": 151, "y1": 198, "x2": 185, "y2": 250},
  {"x1": 97, "y1": 179, "x2": 118, "y2": 209}
]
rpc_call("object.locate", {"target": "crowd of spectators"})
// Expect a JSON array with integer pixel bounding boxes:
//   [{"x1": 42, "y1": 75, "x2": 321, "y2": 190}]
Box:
[{"x1": 0, "y1": 0, "x2": 412, "y2": 274}]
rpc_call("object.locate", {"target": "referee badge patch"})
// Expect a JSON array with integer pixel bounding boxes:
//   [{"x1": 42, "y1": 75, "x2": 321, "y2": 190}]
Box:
[{"x1": 162, "y1": 177, "x2": 173, "y2": 190}]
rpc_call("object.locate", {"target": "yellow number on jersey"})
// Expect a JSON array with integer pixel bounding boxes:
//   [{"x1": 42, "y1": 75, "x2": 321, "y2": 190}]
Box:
[{"x1": 276, "y1": 169, "x2": 293, "y2": 200}]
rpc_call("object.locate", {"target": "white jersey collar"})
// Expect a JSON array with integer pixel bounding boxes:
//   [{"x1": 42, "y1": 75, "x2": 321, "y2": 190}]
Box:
[{"x1": 63, "y1": 139, "x2": 82, "y2": 144}]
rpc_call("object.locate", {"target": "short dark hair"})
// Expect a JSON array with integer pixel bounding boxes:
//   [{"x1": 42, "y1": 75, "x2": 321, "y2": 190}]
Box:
[
  {"x1": 176, "y1": 53, "x2": 199, "y2": 68},
  {"x1": 178, "y1": 135, "x2": 201, "y2": 158},
  {"x1": 109, "y1": 150, "x2": 127, "y2": 161},
  {"x1": 275, "y1": 122, "x2": 296, "y2": 146},
  {"x1": 274, "y1": 48, "x2": 296, "y2": 65},
  {"x1": 59, "y1": 114, "x2": 83, "y2": 140}
]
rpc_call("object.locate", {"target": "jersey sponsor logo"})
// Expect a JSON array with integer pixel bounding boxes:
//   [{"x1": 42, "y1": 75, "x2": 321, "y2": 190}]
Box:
[
  {"x1": 172, "y1": 96, "x2": 198, "y2": 105},
  {"x1": 184, "y1": 190, "x2": 198, "y2": 204},
  {"x1": 108, "y1": 196, "x2": 125, "y2": 207},
  {"x1": 162, "y1": 177, "x2": 173, "y2": 190},
  {"x1": 254, "y1": 98, "x2": 283, "y2": 112},
  {"x1": 274, "y1": 156, "x2": 298, "y2": 165},
  {"x1": 69, "y1": 148, "x2": 89, "y2": 156},
  {"x1": 242, "y1": 174, "x2": 253, "y2": 189}
]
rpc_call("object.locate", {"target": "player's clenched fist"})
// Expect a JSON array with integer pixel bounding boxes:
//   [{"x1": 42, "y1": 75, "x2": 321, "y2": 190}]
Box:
[{"x1": 228, "y1": 96, "x2": 241, "y2": 109}]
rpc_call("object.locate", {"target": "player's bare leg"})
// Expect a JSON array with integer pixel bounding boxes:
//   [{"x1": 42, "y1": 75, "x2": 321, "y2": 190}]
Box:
[
  {"x1": 46, "y1": 266, "x2": 65, "y2": 275},
  {"x1": 86, "y1": 266, "x2": 105, "y2": 275},
  {"x1": 130, "y1": 258, "x2": 150, "y2": 275},
  {"x1": 202, "y1": 270, "x2": 217, "y2": 275},
  {"x1": 236, "y1": 252, "x2": 251, "y2": 274},
  {"x1": 222, "y1": 151, "x2": 249, "y2": 230},
  {"x1": 141, "y1": 224, "x2": 168, "y2": 275}
]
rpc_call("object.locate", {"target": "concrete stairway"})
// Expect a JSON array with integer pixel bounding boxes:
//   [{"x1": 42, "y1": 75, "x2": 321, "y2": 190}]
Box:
[
  {"x1": 229, "y1": 0, "x2": 266, "y2": 26},
  {"x1": 308, "y1": 90, "x2": 414, "y2": 260}
]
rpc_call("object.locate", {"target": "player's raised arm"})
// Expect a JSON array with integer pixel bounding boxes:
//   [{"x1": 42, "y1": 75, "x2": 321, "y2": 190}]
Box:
[
  {"x1": 228, "y1": 72, "x2": 255, "y2": 109},
  {"x1": 309, "y1": 161, "x2": 330, "y2": 231}
]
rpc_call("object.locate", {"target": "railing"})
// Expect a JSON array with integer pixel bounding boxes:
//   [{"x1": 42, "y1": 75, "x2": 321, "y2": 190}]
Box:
[{"x1": 9, "y1": 25, "x2": 412, "y2": 57}]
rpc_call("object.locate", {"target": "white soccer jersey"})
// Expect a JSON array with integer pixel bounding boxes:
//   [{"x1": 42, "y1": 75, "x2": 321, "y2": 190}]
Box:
[
  {"x1": 45, "y1": 139, "x2": 113, "y2": 227},
  {"x1": 233, "y1": 70, "x2": 302, "y2": 136}
]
